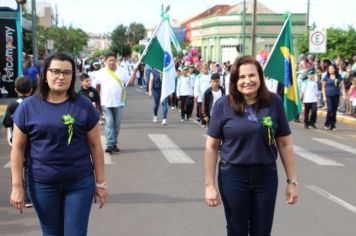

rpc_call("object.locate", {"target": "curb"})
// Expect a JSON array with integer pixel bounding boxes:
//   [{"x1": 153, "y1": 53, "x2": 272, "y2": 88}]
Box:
[
  {"x1": 316, "y1": 110, "x2": 356, "y2": 125},
  {"x1": 0, "y1": 105, "x2": 6, "y2": 116}
]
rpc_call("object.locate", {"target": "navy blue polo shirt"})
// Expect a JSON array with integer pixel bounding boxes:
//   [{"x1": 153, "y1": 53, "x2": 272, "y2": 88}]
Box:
[
  {"x1": 322, "y1": 75, "x2": 342, "y2": 96},
  {"x1": 13, "y1": 95, "x2": 100, "y2": 183},
  {"x1": 207, "y1": 94, "x2": 291, "y2": 165}
]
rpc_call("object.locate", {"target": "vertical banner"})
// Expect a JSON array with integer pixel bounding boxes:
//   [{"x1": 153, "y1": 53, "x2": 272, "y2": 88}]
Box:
[{"x1": 0, "y1": 18, "x2": 18, "y2": 97}]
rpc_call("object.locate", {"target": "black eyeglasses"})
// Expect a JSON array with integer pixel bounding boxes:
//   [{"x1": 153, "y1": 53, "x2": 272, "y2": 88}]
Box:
[
  {"x1": 47, "y1": 68, "x2": 73, "y2": 77},
  {"x1": 244, "y1": 106, "x2": 258, "y2": 122}
]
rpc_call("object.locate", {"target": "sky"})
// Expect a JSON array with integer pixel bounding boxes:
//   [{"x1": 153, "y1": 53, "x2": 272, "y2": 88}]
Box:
[{"x1": 34, "y1": 0, "x2": 355, "y2": 34}]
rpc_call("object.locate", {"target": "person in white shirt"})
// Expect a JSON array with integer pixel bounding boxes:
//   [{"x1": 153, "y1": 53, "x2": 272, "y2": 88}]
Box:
[
  {"x1": 89, "y1": 61, "x2": 102, "y2": 88},
  {"x1": 265, "y1": 77, "x2": 279, "y2": 94},
  {"x1": 300, "y1": 69, "x2": 318, "y2": 129},
  {"x1": 96, "y1": 52, "x2": 134, "y2": 154},
  {"x1": 176, "y1": 66, "x2": 194, "y2": 121},
  {"x1": 194, "y1": 63, "x2": 211, "y2": 125}
]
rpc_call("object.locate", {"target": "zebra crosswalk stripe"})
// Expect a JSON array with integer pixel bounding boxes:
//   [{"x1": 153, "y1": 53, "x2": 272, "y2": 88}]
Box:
[
  {"x1": 148, "y1": 134, "x2": 195, "y2": 164},
  {"x1": 294, "y1": 145, "x2": 344, "y2": 166},
  {"x1": 312, "y1": 138, "x2": 356, "y2": 157}
]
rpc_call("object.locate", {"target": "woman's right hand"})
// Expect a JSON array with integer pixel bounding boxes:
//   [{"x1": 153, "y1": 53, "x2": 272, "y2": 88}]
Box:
[
  {"x1": 10, "y1": 186, "x2": 25, "y2": 213},
  {"x1": 205, "y1": 185, "x2": 221, "y2": 207}
]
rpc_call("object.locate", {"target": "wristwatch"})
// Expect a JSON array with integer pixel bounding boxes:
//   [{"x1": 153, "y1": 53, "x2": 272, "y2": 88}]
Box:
[
  {"x1": 287, "y1": 179, "x2": 298, "y2": 185},
  {"x1": 95, "y1": 182, "x2": 108, "y2": 189}
]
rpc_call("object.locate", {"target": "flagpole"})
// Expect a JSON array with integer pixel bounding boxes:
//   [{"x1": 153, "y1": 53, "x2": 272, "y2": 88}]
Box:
[{"x1": 263, "y1": 14, "x2": 291, "y2": 69}]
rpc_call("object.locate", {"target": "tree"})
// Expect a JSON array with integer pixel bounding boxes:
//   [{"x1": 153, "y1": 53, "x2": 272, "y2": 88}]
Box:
[
  {"x1": 297, "y1": 26, "x2": 356, "y2": 61},
  {"x1": 110, "y1": 24, "x2": 129, "y2": 57},
  {"x1": 127, "y1": 22, "x2": 146, "y2": 47},
  {"x1": 36, "y1": 25, "x2": 88, "y2": 57},
  {"x1": 90, "y1": 49, "x2": 110, "y2": 58},
  {"x1": 110, "y1": 23, "x2": 146, "y2": 57}
]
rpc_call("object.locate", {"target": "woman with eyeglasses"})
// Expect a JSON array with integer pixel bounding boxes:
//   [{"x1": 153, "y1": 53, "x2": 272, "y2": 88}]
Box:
[
  {"x1": 10, "y1": 52, "x2": 108, "y2": 235},
  {"x1": 204, "y1": 56, "x2": 298, "y2": 235}
]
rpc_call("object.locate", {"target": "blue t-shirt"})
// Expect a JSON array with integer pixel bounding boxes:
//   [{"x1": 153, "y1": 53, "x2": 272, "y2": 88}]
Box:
[
  {"x1": 13, "y1": 95, "x2": 100, "y2": 183},
  {"x1": 152, "y1": 69, "x2": 162, "y2": 90},
  {"x1": 322, "y1": 75, "x2": 342, "y2": 96},
  {"x1": 207, "y1": 94, "x2": 291, "y2": 165},
  {"x1": 23, "y1": 66, "x2": 39, "y2": 83}
]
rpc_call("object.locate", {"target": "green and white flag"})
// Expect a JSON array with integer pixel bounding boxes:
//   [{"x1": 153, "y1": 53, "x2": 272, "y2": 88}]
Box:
[
  {"x1": 169, "y1": 23, "x2": 181, "y2": 53},
  {"x1": 141, "y1": 19, "x2": 176, "y2": 102}
]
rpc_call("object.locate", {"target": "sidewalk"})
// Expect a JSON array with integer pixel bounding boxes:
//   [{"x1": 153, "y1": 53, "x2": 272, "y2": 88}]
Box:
[{"x1": 1, "y1": 97, "x2": 355, "y2": 124}]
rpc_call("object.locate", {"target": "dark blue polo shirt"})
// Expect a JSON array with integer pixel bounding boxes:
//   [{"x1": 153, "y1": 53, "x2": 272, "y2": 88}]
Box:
[
  {"x1": 13, "y1": 95, "x2": 100, "y2": 183},
  {"x1": 207, "y1": 94, "x2": 291, "y2": 165},
  {"x1": 322, "y1": 75, "x2": 342, "y2": 96}
]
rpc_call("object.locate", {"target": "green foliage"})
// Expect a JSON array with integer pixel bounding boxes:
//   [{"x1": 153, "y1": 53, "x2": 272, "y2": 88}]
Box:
[
  {"x1": 131, "y1": 44, "x2": 144, "y2": 53},
  {"x1": 90, "y1": 49, "x2": 110, "y2": 58},
  {"x1": 110, "y1": 23, "x2": 145, "y2": 57},
  {"x1": 110, "y1": 24, "x2": 129, "y2": 56},
  {"x1": 36, "y1": 25, "x2": 88, "y2": 57},
  {"x1": 296, "y1": 26, "x2": 356, "y2": 61},
  {"x1": 127, "y1": 22, "x2": 146, "y2": 47},
  {"x1": 296, "y1": 35, "x2": 308, "y2": 55}
]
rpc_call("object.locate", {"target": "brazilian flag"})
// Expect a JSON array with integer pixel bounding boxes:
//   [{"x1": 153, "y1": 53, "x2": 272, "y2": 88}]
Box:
[{"x1": 264, "y1": 14, "x2": 302, "y2": 121}]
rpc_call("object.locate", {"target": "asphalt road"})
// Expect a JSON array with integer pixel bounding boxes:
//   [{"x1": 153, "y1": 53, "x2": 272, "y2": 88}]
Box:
[{"x1": 0, "y1": 86, "x2": 355, "y2": 236}]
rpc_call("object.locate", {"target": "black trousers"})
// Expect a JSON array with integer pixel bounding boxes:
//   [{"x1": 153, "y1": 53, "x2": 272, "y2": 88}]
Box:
[{"x1": 304, "y1": 102, "x2": 317, "y2": 126}]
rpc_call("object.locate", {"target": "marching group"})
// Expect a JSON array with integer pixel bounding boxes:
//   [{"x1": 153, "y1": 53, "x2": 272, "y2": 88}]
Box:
[{"x1": 2, "y1": 50, "x2": 356, "y2": 235}]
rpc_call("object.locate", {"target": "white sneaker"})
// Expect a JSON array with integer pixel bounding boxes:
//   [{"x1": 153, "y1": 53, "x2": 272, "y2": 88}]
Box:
[
  {"x1": 153, "y1": 116, "x2": 158, "y2": 123},
  {"x1": 162, "y1": 119, "x2": 167, "y2": 125}
]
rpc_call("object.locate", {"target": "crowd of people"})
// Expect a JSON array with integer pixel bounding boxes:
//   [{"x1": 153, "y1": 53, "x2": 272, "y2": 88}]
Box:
[{"x1": 1, "y1": 50, "x2": 356, "y2": 235}]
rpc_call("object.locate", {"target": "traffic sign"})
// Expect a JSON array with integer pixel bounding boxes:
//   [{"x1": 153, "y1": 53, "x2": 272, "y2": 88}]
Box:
[{"x1": 309, "y1": 29, "x2": 327, "y2": 53}]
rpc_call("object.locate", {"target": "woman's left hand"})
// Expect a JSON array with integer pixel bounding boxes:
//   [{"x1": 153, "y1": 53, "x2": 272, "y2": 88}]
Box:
[
  {"x1": 95, "y1": 188, "x2": 108, "y2": 209},
  {"x1": 285, "y1": 184, "x2": 298, "y2": 204}
]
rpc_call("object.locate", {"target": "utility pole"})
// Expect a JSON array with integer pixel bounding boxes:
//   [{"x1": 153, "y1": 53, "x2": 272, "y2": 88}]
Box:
[
  {"x1": 242, "y1": 0, "x2": 246, "y2": 55},
  {"x1": 55, "y1": 4, "x2": 58, "y2": 26},
  {"x1": 306, "y1": 0, "x2": 310, "y2": 34},
  {"x1": 251, "y1": 0, "x2": 257, "y2": 56},
  {"x1": 31, "y1": 0, "x2": 38, "y2": 62}
]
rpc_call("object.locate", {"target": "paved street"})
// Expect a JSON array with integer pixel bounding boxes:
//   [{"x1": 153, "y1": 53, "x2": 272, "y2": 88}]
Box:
[{"x1": 0, "y1": 87, "x2": 356, "y2": 235}]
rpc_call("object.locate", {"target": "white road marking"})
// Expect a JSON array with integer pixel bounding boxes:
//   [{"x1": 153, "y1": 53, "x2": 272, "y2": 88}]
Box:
[
  {"x1": 307, "y1": 185, "x2": 356, "y2": 214},
  {"x1": 148, "y1": 134, "x2": 195, "y2": 164},
  {"x1": 310, "y1": 127, "x2": 345, "y2": 140},
  {"x1": 3, "y1": 161, "x2": 11, "y2": 168},
  {"x1": 100, "y1": 135, "x2": 116, "y2": 165},
  {"x1": 135, "y1": 88, "x2": 143, "y2": 93},
  {"x1": 312, "y1": 138, "x2": 356, "y2": 157},
  {"x1": 294, "y1": 145, "x2": 344, "y2": 166}
]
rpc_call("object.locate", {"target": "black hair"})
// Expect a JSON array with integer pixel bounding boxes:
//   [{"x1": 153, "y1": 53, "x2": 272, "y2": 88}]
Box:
[
  {"x1": 80, "y1": 73, "x2": 90, "y2": 81},
  {"x1": 105, "y1": 52, "x2": 117, "y2": 59},
  {"x1": 211, "y1": 72, "x2": 220, "y2": 80},
  {"x1": 36, "y1": 52, "x2": 77, "y2": 100},
  {"x1": 326, "y1": 64, "x2": 341, "y2": 79},
  {"x1": 15, "y1": 76, "x2": 32, "y2": 94},
  {"x1": 352, "y1": 71, "x2": 356, "y2": 78}
]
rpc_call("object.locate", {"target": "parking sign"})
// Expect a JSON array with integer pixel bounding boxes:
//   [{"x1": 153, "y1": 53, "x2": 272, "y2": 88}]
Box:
[{"x1": 309, "y1": 29, "x2": 327, "y2": 53}]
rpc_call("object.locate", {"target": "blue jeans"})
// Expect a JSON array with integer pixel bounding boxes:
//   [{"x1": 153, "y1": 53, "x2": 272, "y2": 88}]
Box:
[
  {"x1": 152, "y1": 89, "x2": 168, "y2": 119},
  {"x1": 102, "y1": 106, "x2": 123, "y2": 148},
  {"x1": 218, "y1": 161, "x2": 278, "y2": 236},
  {"x1": 28, "y1": 174, "x2": 95, "y2": 236}
]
